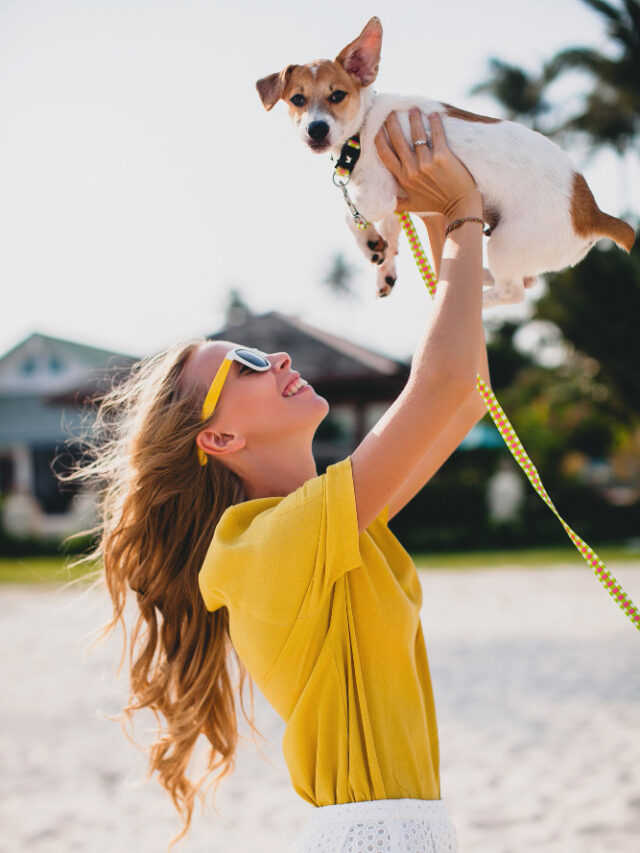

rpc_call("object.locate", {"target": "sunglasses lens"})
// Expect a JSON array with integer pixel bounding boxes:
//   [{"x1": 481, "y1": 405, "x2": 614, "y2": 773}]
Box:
[{"x1": 235, "y1": 348, "x2": 270, "y2": 368}]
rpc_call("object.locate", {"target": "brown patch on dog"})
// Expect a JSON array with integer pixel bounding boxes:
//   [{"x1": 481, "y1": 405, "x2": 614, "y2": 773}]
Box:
[
  {"x1": 442, "y1": 103, "x2": 502, "y2": 124},
  {"x1": 256, "y1": 65, "x2": 298, "y2": 111},
  {"x1": 570, "y1": 172, "x2": 635, "y2": 252}
]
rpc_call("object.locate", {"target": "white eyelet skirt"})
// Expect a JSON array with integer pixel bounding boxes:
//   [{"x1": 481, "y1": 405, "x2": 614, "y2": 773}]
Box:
[{"x1": 290, "y1": 797, "x2": 457, "y2": 853}]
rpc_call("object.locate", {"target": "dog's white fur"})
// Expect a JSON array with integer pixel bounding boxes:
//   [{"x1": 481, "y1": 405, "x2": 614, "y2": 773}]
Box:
[
  {"x1": 347, "y1": 90, "x2": 593, "y2": 306},
  {"x1": 257, "y1": 18, "x2": 635, "y2": 307}
]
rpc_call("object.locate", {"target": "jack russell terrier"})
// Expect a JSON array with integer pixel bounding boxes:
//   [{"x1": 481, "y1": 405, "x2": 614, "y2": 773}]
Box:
[{"x1": 256, "y1": 17, "x2": 635, "y2": 306}]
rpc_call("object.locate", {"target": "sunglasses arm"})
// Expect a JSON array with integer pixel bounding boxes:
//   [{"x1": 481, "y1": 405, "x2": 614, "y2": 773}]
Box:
[{"x1": 197, "y1": 358, "x2": 234, "y2": 466}]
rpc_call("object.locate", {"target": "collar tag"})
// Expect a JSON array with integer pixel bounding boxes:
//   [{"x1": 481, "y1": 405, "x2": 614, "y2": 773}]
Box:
[{"x1": 332, "y1": 135, "x2": 361, "y2": 184}]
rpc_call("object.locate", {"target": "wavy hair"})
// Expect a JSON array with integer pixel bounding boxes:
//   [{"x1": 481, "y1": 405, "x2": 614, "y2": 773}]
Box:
[{"x1": 63, "y1": 338, "x2": 260, "y2": 848}]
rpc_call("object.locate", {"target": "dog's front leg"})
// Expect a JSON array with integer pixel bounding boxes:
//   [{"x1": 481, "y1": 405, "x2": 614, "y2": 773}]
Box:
[
  {"x1": 345, "y1": 211, "x2": 388, "y2": 268},
  {"x1": 374, "y1": 212, "x2": 401, "y2": 297}
]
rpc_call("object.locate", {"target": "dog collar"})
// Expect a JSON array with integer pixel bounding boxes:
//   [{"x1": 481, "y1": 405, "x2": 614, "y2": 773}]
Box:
[
  {"x1": 333, "y1": 134, "x2": 362, "y2": 180},
  {"x1": 331, "y1": 134, "x2": 368, "y2": 230}
]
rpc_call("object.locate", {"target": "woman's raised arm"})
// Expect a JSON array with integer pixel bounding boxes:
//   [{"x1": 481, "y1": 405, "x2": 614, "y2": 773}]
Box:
[{"x1": 350, "y1": 111, "x2": 488, "y2": 533}]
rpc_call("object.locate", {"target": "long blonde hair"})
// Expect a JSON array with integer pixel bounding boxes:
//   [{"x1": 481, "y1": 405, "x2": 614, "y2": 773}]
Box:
[{"x1": 64, "y1": 338, "x2": 259, "y2": 848}]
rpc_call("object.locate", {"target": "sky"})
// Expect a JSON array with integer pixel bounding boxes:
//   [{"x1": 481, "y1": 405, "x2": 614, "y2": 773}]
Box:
[{"x1": 2, "y1": 0, "x2": 638, "y2": 365}]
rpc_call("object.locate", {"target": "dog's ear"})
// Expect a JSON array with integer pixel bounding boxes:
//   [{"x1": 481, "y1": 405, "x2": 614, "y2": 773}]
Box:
[
  {"x1": 336, "y1": 16, "x2": 382, "y2": 86},
  {"x1": 256, "y1": 65, "x2": 298, "y2": 111}
]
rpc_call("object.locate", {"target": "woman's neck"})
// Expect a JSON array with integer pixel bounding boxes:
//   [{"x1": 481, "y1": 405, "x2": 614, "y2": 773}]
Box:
[{"x1": 230, "y1": 438, "x2": 318, "y2": 500}]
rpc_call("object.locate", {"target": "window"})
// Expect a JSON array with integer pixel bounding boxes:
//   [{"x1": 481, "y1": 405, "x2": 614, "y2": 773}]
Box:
[
  {"x1": 0, "y1": 455, "x2": 15, "y2": 495},
  {"x1": 32, "y1": 446, "x2": 80, "y2": 514}
]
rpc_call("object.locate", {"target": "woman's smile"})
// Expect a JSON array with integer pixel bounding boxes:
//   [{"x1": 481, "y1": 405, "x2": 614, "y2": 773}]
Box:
[{"x1": 282, "y1": 376, "x2": 310, "y2": 396}]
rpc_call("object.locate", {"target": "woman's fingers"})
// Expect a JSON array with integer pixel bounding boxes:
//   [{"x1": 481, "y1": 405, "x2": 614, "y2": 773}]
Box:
[
  {"x1": 377, "y1": 109, "x2": 436, "y2": 178},
  {"x1": 379, "y1": 108, "x2": 478, "y2": 215},
  {"x1": 409, "y1": 108, "x2": 431, "y2": 159},
  {"x1": 428, "y1": 112, "x2": 446, "y2": 155},
  {"x1": 384, "y1": 112, "x2": 414, "y2": 163}
]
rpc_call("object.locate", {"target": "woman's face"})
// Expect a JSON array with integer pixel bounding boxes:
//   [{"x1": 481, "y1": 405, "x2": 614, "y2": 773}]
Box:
[{"x1": 187, "y1": 340, "x2": 329, "y2": 459}]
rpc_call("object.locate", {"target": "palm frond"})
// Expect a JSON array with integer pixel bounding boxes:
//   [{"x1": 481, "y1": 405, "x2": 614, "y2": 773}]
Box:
[
  {"x1": 469, "y1": 58, "x2": 552, "y2": 124},
  {"x1": 580, "y1": 0, "x2": 640, "y2": 53},
  {"x1": 622, "y1": 0, "x2": 640, "y2": 37},
  {"x1": 546, "y1": 47, "x2": 609, "y2": 78},
  {"x1": 579, "y1": 0, "x2": 625, "y2": 26}
]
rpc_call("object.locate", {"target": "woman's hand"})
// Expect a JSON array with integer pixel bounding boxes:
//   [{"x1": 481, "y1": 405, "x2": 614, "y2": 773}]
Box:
[{"x1": 374, "y1": 110, "x2": 482, "y2": 222}]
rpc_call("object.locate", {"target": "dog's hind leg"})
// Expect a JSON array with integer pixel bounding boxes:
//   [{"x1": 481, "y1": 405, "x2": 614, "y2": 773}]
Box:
[
  {"x1": 375, "y1": 212, "x2": 402, "y2": 297},
  {"x1": 482, "y1": 278, "x2": 527, "y2": 308},
  {"x1": 483, "y1": 226, "x2": 529, "y2": 308}
]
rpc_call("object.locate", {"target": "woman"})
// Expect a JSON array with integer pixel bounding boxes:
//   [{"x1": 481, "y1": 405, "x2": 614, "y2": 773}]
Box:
[{"x1": 70, "y1": 111, "x2": 490, "y2": 852}]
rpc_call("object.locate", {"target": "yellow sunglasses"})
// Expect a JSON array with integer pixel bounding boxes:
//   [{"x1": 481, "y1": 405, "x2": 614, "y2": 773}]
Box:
[{"x1": 197, "y1": 347, "x2": 271, "y2": 466}]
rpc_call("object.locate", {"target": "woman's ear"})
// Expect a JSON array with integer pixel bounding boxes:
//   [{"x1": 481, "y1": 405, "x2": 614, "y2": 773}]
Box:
[{"x1": 196, "y1": 428, "x2": 246, "y2": 459}]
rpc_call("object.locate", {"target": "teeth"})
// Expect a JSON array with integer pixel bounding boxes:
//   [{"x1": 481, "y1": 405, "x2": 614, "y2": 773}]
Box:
[{"x1": 284, "y1": 377, "x2": 308, "y2": 397}]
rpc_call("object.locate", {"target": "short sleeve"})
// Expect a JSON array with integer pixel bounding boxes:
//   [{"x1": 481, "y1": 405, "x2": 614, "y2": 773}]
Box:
[{"x1": 198, "y1": 457, "x2": 363, "y2": 623}]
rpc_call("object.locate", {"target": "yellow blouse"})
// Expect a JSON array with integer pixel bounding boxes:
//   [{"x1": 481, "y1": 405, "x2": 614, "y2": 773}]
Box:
[{"x1": 198, "y1": 456, "x2": 440, "y2": 806}]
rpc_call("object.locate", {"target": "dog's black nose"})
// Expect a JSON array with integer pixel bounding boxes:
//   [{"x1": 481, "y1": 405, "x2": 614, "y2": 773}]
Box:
[{"x1": 308, "y1": 120, "x2": 329, "y2": 140}]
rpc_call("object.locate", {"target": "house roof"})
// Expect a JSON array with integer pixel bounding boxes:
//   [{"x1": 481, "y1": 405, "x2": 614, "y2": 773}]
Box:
[
  {"x1": 209, "y1": 311, "x2": 409, "y2": 381},
  {"x1": 0, "y1": 332, "x2": 135, "y2": 366},
  {"x1": 0, "y1": 317, "x2": 409, "y2": 450},
  {"x1": 0, "y1": 332, "x2": 135, "y2": 398}
]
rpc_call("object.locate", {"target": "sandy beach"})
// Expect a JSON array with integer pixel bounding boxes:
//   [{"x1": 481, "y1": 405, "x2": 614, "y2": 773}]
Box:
[{"x1": 2, "y1": 562, "x2": 639, "y2": 853}]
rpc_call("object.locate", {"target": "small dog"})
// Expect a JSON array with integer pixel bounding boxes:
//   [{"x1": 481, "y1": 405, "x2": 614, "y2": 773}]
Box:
[{"x1": 257, "y1": 17, "x2": 635, "y2": 306}]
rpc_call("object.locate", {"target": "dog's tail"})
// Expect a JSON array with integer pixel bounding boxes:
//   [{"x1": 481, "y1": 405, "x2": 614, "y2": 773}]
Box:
[
  {"x1": 594, "y1": 210, "x2": 636, "y2": 253},
  {"x1": 572, "y1": 172, "x2": 636, "y2": 253}
]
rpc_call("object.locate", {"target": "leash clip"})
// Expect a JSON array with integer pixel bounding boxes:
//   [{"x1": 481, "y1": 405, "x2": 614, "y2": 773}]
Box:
[
  {"x1": 337, "y1": 181, "x2": 369, "y2": 230},
  {"x1": 330, "y1": 133, "x2": 369, "y2": 229}
]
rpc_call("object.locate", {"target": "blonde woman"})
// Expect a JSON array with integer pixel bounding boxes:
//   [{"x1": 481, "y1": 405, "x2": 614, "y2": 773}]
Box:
[{"x1": 70, "y1": 111, "x2": 490, "y2": 852}]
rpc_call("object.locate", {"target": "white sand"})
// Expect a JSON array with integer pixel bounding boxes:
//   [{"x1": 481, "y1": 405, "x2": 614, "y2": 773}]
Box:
[{"x1": 1, "y1": 562, "x2": 639, "y2": 853}]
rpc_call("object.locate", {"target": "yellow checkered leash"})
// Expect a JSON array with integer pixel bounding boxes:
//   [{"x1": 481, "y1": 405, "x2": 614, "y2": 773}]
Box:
[
  {"x1": 397, "y1": 210, "x2": 639, "y2": 632},
  {"x1": 330, "y1": 136, "x2": 638, "y2": 630}
]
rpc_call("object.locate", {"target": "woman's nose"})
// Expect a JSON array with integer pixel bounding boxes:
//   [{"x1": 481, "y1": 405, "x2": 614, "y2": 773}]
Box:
[{"x1": 271, "y1": 352, "x2": 291, "y2": 371}]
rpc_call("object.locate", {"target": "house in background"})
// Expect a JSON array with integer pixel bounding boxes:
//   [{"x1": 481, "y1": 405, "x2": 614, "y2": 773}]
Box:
[
  {"x1": 0, "y1": 319, "x2": 409, "y2": 542},
  {"x1": 209, "y1": 310, "x2": 411, "y2": 472},
  {"x1": 0, "y1": 314, "x2": 492, "y2": 545},
  {"x1": 0, "y1": 333, "x2": 134, "y2": 540}
]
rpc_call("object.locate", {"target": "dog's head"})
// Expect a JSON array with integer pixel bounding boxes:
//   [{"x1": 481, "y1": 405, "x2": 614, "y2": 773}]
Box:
[{"x1": 256, "y1": 17, "x2": 382, "y2": 153}]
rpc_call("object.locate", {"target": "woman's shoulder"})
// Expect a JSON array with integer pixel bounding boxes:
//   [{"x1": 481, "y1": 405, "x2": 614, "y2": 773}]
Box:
[
  {"x1": 198, "y1": 458, "x2": 361, "y2": 610},
  {"x1": 218, "y1": 457, "x2": 355, "y2": 533}
]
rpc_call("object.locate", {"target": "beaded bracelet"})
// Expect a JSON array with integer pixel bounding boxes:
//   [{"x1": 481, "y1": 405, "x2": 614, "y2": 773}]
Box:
[{"x1": 444, "y1": 216, "x2": 486, "y2": 237}]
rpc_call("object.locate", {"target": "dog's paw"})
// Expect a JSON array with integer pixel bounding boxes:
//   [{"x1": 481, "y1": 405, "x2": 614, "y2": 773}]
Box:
[
  {"x1": 367, "y1": 236, "x2": 388, "y2": 266},
  {"x1": 482, "y1": 280, "x2": 526, "y2": 309},
  {"x1": 375, "y1": 264, "x2": 397, "y2": 298}
]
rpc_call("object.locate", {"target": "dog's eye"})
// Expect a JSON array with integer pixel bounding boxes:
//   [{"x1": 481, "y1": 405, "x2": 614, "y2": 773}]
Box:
[
  {"x1": 290, "y1": 94, "x2": 306, "y2": 107},
  {"x1": 329, "y1": 90, "x2": 347, "y2": 104}
]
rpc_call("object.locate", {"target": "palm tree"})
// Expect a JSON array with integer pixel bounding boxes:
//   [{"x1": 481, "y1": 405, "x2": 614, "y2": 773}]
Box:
[
  {"x1": 469, "y1": 58, "x2": 558, "y2": 131},
  {"x1": 469, "y1": 0, "x2": 640, "y2": 419},
  {"x1": 545, "y1": 0, "x2": 640, "y2": 156},
  {"x1": 535, "y1": 241, "x2": 640, "y2": 417},
  {"x1": 224, "y1": 286, "x2": 253, "y2": 326},
  {"x1": 472, "y1": 0, "x2": 640, "y2": 155},
  {"x1": 321, "y1": 251, "x2": 359, "y2": 299}
]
